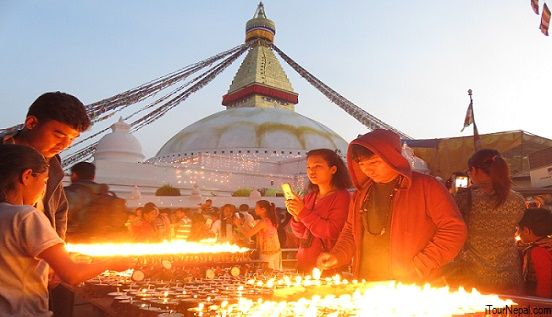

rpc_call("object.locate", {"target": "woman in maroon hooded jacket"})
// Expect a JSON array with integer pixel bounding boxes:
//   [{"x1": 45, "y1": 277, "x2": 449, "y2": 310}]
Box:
[
  {"x1": 317, "y1": 129, "x2": 467, "y2": 282},
  {"x1": 286, "y1": 149, "x2": 351, "y2": 274}
]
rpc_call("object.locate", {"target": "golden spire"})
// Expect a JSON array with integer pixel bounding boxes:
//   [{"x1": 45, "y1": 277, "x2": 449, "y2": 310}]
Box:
[
  {"x1": 223, "y1": 3, "x2": 298, "y2": 111},
  {"x1": 245, "y1": 2, "x2": 276, "y2": 43}
]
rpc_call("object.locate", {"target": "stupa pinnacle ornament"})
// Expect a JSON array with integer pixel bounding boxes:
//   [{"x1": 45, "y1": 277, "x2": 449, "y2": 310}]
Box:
[
  {"x1": 222, "y1": 2, "x2": 298, "y2": 111},
  {"x1": 245, "y1": 2, "x2": 275, "y2": 43}
]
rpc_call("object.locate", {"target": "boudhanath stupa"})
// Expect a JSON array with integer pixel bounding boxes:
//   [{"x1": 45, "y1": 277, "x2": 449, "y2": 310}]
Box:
[
  {"x1": 93, "y1": 4, "x2": 347, "y2": 205},
  {"x1": 91, "y1": 3, "x2": 427, "y2": 207}
]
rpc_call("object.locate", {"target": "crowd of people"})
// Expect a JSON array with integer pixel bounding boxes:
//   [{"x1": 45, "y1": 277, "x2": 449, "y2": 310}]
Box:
[
  {"x1": 123, "y1": 200, "x2": 290, "y2": 271},
  {"x1": 0, "y1": 91, "x2": 551, "y2": 316}
]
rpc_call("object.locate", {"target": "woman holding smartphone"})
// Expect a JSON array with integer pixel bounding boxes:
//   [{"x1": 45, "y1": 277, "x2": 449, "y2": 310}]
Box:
[{"x1": 285, "y1": 149, "x2": 351, "y2": 274}]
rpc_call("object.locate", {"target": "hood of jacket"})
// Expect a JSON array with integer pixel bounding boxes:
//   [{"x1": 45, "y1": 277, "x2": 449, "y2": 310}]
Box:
[{"x1": 347, "y1": 129, "x2": 412, "y2": 189}]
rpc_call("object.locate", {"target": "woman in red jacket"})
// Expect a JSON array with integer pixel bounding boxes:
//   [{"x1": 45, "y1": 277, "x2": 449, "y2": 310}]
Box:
[{"x1": 286, "y1": 149, "x2": 351, "y2": 274}]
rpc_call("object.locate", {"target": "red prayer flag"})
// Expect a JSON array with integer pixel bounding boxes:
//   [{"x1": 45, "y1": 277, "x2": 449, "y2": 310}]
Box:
[
  {"x1": 462, "y1": 89, "x2": 480, "y2": 150},
  {"x1": 461, "y1": 101, "x2": 474, "y2": 132},
  {"x1": 541, "y1": 3, "x2": 551, "y2": 36},
  {"x1": 532, "y1": 0, "x2": 540, "y2": 15}
]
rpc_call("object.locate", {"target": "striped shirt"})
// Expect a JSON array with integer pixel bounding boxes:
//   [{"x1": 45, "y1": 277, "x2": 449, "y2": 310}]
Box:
[{"x1": 172, "y1": 218, "x2": 192, "y2": 240}]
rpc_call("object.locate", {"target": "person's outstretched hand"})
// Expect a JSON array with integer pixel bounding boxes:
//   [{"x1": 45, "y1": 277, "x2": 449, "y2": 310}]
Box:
[
  {"x1": 108, "y1": 257, "x2": 136, "y2": 272},
  {"x1": 316, "y1": 252, "x2": 338, "y2": 271}
]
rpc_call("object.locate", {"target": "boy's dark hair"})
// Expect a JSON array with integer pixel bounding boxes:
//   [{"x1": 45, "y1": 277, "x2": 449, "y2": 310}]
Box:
[
  {"x1": 143, "y1": 202, "x2": 158, "y2": 214},
  {"x1": 519, "y1": 208, "x2": 552, "y2": 237},
  {"x1": 306, "y1": 148, "x2": 352, "y2": 192},
  {"x1": 70, "y1": 162, "x2": 96, "y2": 181},
  {"x1": 27, "y1": 92, "x2": 91, "y2": 131},
  {"x1": 239, "y1": 204, "x2": 250, "y2": 212},
  {"x1": 0, "y1": 144, "x2": 49, "y2": 202},
  {"x1": 350, "y1": 144, "x2": 375, "y2": 162}
]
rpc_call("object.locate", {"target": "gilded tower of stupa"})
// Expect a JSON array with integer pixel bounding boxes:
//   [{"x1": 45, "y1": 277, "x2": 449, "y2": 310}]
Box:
[{"x1": 222, "y1": 3, "x2": 298, "y2": 111}]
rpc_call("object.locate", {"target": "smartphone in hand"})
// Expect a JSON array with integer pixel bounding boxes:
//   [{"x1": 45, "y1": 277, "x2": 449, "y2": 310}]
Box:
[
  {"x1": 454, "y1": 176, "x2": 469, "y2": 189},
  {"x1": 281, "y1": 183, "x2": 294, "y2": 200}
]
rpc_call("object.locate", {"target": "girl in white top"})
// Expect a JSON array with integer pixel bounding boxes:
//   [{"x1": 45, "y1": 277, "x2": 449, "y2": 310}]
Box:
[{"x1": 0, "y1": 144, "x2": 131, "y2": 317}]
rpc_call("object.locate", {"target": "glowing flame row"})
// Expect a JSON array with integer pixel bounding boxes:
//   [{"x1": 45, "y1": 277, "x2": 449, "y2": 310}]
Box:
[
  {"x1": 66, "y1": 239, "x2": 249, "y2": 256},
  {"x1": 213, "y1": 281, "x2": 516, "y2": 317}
]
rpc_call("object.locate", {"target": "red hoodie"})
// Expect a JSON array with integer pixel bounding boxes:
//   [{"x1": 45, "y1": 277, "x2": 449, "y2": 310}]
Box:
[
  {"x1": 291, "y1": 189, "x2": 350, "y2": 274},
  {"x1": 330, "y1": 129, "x2": 467, "y2": 282}
]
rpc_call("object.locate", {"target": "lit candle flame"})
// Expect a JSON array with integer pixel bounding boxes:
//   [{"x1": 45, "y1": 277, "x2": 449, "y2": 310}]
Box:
[
  {"x1": 65, "y1": 240, "x2": 249, "y2": 256},
  {"x1": 312, "y1": 268, "x2": 321, "y2": 280},
  {"x1": 213, "y1": 281, "x2": 516, "y2": 317}
]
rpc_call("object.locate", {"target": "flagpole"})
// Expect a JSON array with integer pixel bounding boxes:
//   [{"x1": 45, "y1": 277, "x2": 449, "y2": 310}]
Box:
[{"x1": 467, "y1": 89, "x2": 473, "y2": 122}]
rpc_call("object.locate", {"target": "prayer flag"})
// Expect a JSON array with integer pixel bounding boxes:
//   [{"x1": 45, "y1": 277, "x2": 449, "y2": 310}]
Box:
[
  {"x1": 461, "y1": 100, "x2": 474, "y2": 132},
  {"x1": 532, "y1": 0, "x2": 539, "y2": 15},
  {"x1": 461, "y1": 90, "x2": 480, "y2": 150},
  {"x1": 541, "y1": 3, "x2": 551, "y2": 36}
]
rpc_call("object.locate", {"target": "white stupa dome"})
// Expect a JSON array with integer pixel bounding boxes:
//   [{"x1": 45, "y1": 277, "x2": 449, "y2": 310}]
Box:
[
  {"x1": 94, "y1": 118, "x2": 145, "y2": 163},
  {"x1": 402, "y1": 143, "x2": 429, "y2": 174},
  {"x1": 152, "y1": 107, "x2": 348, "y2": 161}
]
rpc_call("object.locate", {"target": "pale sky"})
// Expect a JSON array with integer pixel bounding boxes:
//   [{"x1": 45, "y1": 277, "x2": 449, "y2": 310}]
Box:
[{"x1": 1, "y1": 1, "x2": 551, "y2": 159}]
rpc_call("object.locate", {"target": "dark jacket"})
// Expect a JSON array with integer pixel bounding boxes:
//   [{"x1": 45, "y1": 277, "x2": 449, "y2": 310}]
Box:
[
  {"x1": 65, "y1": 180, "x2": 108, "y2": 233},
  {"x1": 1, "y1": 129, "x2": 68, "y2": 240},
  {"x1": 330, "y1": 129, "x2": 467, "y2": 282}
]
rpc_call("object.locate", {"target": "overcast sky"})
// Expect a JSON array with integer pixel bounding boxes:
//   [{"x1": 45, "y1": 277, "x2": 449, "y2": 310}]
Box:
[{"x1": 1, "y1": 1, "x2": 551, "y2": 159}]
